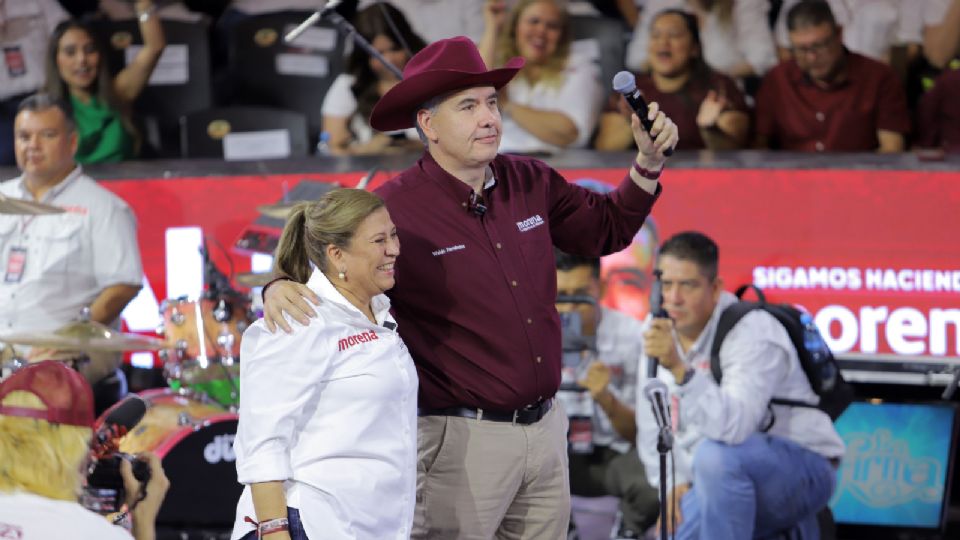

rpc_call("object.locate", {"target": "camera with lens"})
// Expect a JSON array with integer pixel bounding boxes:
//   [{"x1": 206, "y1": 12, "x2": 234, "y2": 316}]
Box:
[
  {"x1": 556, "y1": 294, "x2": 599, "y2": 454},
  {"x1": 82, "y1": 452, "x2": 152, "y2": 514}
]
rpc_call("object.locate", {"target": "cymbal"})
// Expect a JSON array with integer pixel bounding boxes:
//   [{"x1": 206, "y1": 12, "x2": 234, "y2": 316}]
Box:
[
  {"x1": 0, "y1": 320, "x2": 166, "y2": 352},
  {"x1": 257, "y1": 202, "x2": 298, "y2": 220},
  {"x1": 236, "y1": 271, "x2": 273, "y2": 288},
  {"x1": 0, "y1": 194, "x2": 64, "y2": 215}
]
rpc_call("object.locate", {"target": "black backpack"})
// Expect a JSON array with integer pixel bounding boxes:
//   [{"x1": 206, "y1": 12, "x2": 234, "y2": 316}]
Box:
[{"x1": 709, "y1": 284, "x2": 855, "y2": 421}]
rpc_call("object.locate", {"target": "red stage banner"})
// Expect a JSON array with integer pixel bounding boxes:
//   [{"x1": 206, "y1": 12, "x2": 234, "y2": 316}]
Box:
[{"x1": 104, "y1": 167, "x2": 960, "y2": 362}]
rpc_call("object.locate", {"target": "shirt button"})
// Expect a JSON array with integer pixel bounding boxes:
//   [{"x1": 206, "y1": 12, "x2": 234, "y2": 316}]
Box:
[
  {"x1": 511, "y1": 280, "x2": 518, "y2": 287},
  {"x1": 461, "y1": 202, "x2": 467, "y2": 208},
  {"x1": 815, "y1": 141, "x2": 825, "y2": 152},
  {"x1": 526, "y1": 318, "x2": 532, "y2": 324},
  {"x1": 496, "y1": 242, "x2": 502, "y2": 249},
  {"x1": 815, "y1": 111, "x2": 825, "y2": 122},
  {"x1": 536, "y1": 356, "x2": 542, "y2": 363}
]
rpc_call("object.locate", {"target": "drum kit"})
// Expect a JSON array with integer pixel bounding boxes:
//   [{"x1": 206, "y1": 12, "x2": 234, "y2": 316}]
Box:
[
  {"x1": 0, "y1": 196, "x2": 277, "y2": 528},
  {"x1": 0, "y1": 189, "x2": 296, "y2": 413},
  {"x1": 0, "y1": 182, "x2": 313, "y2": 528}
]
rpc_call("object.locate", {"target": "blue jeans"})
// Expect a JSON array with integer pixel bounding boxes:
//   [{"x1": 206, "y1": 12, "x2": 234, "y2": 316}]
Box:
[
  {"x1": 674, "y1": 433, "x2": 836, "y2": 540},
  {"x1": 239, "y1": 507, "x2": 309, "y2": 540}
]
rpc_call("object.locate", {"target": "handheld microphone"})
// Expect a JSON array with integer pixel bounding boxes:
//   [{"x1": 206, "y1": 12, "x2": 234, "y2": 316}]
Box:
[
  {"x1": 612, "y1": 71, "x2": 674, "y2": 157},
  {"x1": 643, "y1": 378, "x2": 672, "y2": 433},
  {"x1": 93, "y1": 395, "x2": 147, "y2": 451},
  {"x1": 647, "y1": 268, "x2": 668, "y2": 379}
]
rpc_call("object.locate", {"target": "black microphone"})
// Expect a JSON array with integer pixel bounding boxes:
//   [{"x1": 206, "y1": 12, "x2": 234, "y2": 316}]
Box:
[
  {"x1": 94, "y1": 395, "x2": 147, "y2": 448},
  {"x1": 643, "y1": 378, "x2": 672, "y2": 433},
  {"x1": 613, "y1": 71, "x2": 674, "y2": 157},
  {"x1": 468, "y1": 192, "x2": 487, "y2": 217},
  {"x1": 647, "y1": 268, "x2": 668, "y2": 379}
]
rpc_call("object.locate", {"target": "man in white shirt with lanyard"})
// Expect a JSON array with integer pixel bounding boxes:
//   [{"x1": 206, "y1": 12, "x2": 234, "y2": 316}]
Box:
[
  {"x1": 637, "y1": 231, "x2": 844, "y2": 540},
  {"x1": 0, "y1": 93, "x2": 142, "y2": 413}
]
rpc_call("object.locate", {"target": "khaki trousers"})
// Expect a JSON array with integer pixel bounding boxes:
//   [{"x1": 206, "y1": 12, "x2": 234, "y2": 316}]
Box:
[{"x1": 412, "y1": 402, "x2": 571, "y2": 539}]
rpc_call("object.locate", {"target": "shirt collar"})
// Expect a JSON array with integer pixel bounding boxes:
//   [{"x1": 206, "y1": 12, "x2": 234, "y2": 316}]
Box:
[
  {"x1": 420, "y1": 152, "x2": 498, "y2": 206},
  {"x1": 678, "y1": 291, "x2": 738, "y2": 363},
  {"x1": 13, "y1": 165, "x2": 84, "y2": 203},
  {"x1": 788, "y1": 49, "x2": 853, "y2": 90},
  {"x1": 305, "y1": 268, "x2": 393, "y2": 327}
]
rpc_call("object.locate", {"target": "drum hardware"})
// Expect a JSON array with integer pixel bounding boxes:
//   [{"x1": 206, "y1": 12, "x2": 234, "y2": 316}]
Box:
[
  {"x1": 0, "y1": 343, "x2": 25, "y2": 379},
  {"x1": 159, "y1": 295, "x2": 250, "y2": 408},
  {"x1": 0, "y1": 312, "x2": 166, "y2": 353},
  {"x1": 213, "y1": 299, "x2": 232, "y2": 323},
  {"x1": 235, "y1": 271, "x2": 274, "y2": 288},
  {"x1": 216, "y1": 333, "x2": 236, "y2": 355},
  {"x1": 256, "y1": 202, "x2": 298, "y2": 220},
  {"x1": 0, "y1": 193, "x2": 66, "y2": 215}
]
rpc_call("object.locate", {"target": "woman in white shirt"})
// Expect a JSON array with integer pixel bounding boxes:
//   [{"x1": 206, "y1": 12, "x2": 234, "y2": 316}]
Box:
[
  {"x1": 231, "y1": 189, "x2": 416, "y2": 540},
  {"x1": 320, "y1": 3, "x2": 426, "y2": 155},
  {"x1": 626, "y1": 0, "x2": 778, "y2": 78},
  {"x1": 478, "y1": 0, "x2": 604, "y2": 154}
]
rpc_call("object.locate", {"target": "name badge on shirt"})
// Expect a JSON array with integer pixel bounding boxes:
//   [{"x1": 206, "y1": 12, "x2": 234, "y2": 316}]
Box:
[
  {"x1": 5, "y1": 246, "x2": 27, "y2": 283},
  {"x1": 3, "y1": 46, "x2": 27, "y2": 78}
]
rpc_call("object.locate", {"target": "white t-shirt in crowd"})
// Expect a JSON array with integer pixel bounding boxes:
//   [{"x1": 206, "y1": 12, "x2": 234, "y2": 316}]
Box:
[
  {"x1": 500, "y1": 41, "x2": 604, "y2": 155},
  {"x1": 0, "y1": 0, "x2": 69, "y2": 101},
  {"x1": 626, "y1": 0, "x2": 778, "y2": 76},
  {"x1": 320, "y1": 74, "x2": 419, "y2": 144},
  {"x1": 357, "y1": 0, "x2": 487, "y2": 43},
  {"x1": 0, "y1": 491, "x2": 132, "y2": 539}
]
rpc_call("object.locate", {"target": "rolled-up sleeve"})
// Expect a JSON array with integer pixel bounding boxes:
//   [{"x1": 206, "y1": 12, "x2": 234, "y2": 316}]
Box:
[
  {"x1": 234, "y1": 320, "x2": 333, "y2": 484},
  {"x1": 92, "y1": 200, "x2": 142, "y2": 288}
]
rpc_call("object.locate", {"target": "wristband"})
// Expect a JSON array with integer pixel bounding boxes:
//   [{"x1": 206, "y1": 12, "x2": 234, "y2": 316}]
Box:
[
  {"x1": 137, "y1": 4, "x2": 157, "y2": 22},
  {"x1": 632, "y1": 161, "x2": 662, "y2": 180},
  {"x1": 259, "y1": 517, "x2": 289, "y2": 537},
  {"x1": 260, "y1": 276, "x2": 293, "y2": 303}
]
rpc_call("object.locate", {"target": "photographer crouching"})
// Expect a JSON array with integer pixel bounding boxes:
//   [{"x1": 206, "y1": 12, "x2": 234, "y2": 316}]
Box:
[{"x1": 0, "y1": 361, "x2": 169, "y2": 539}]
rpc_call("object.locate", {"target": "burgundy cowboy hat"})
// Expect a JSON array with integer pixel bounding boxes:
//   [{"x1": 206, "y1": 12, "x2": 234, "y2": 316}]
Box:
[{"x1": 370, "y1": 36, "x2": 525, "y2": 132}]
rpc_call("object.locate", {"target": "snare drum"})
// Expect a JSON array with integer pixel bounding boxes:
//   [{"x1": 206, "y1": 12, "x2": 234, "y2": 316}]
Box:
[
  {"x1": 159, "y1": 296, "x2": 252, "y2": 407},
  {"x1": 109, "y1": 388, "x2": 242, "y2": 528}
]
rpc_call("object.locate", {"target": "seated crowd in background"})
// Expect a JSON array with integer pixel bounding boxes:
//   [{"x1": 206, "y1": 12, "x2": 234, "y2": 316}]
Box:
[
  {"x1": 320, "y1": 2, "x2": 426, "y2": 155},
  {"x1": 0, "y1": 0, "x2": 958, "y2": 164},
  {"x1": 479, "y1": 0, "x2": 604, "y2": 154}
]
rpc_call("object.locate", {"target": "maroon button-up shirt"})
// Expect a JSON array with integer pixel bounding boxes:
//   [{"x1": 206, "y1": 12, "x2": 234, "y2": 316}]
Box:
[
  {"x1": 755, "y1": 51, "x2": 910, "y2": 152},
  {"x1": 918, "y1": 67, "x2": 960, "y2": 153},
  {"x1": 375, "y1": 152, "x2": 659, "y2": 411}
]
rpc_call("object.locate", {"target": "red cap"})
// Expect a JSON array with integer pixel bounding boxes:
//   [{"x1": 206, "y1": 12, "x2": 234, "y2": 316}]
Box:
[{"x1": 0, "y1": 361, "x2": 95, "y2": 428}]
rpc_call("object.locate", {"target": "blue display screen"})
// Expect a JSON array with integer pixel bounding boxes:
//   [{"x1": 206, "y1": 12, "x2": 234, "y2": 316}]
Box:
[{"x1": 830, "y1": 401, "x2": 956, "y2": 528}]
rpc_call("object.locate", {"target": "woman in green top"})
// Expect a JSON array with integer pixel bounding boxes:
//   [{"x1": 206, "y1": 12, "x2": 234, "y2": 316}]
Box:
[{"x1": 43, "y1": 0, "x2": 165, "y2": 164}]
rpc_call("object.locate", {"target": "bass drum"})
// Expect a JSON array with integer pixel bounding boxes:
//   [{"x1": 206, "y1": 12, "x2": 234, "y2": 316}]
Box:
[{"x1": 110, "y1": 388, "x2": 242, "y2": 528}]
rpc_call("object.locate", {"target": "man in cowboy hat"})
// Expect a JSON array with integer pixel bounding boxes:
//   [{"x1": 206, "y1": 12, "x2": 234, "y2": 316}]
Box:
[{"x1": 263, "y1": 36, "x2": 678, "y2": 539}]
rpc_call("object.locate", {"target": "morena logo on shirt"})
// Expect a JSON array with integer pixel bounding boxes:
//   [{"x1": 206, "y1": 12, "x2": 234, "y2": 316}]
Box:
[
  {"x1": 516, "y1": 214, "x2": 545, "y2": 232},
  {"x1": 338, "y1": 330, "x2": 379, "y2": 351}
]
